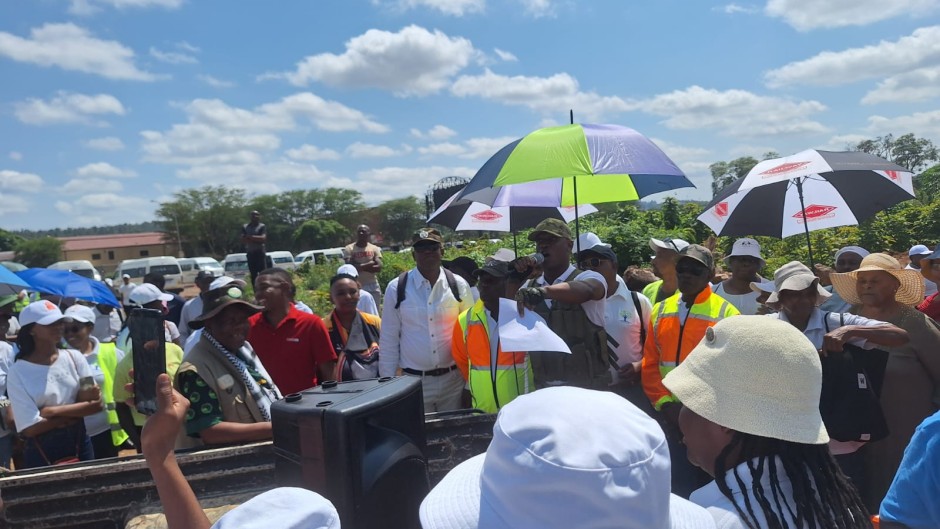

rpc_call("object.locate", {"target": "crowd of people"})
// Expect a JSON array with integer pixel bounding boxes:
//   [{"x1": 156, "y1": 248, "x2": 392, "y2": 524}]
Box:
[{"x1": 1, "y1": 213, "x2": 939, "y2": 529}]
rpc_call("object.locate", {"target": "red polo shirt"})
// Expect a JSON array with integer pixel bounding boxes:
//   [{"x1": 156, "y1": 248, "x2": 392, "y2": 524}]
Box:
[
  {"x1": 248, "y1": 305, "x2": 337, "y2": 395},
  {"x1": 918, "y1": 292, "x2": 940, "y2": 322}
]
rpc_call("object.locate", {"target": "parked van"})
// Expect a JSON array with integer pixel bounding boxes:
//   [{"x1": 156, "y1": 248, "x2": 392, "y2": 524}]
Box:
[
  {"x1": 223, "y1": 253, "x2": 249, "y2": 280},
  {"x1": 48, "y1": 260, "x2": 102, "y2": 281},
  {"x1": 113, "y1": 256, "x2": 184, "y2": 291},
  {"x1": 266, "y1": 251, "x2": 296, "y2": 271},
  {"x1": 178, "y1": 257, "x2": 224, "y2": 285},
  {"x1": 294, "y1": 248, "x2": 345, "y2": 266}
]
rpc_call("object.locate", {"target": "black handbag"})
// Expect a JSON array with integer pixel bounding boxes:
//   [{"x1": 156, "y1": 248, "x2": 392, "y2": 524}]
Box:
[{"x1": 818, "y1": 313, "x2": 890, "y2": 443}]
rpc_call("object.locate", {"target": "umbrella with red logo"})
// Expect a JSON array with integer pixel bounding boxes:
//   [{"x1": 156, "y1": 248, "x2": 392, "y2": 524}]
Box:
[{"x1": 697, "y1": 149, "x2": 914, "y2": 265}]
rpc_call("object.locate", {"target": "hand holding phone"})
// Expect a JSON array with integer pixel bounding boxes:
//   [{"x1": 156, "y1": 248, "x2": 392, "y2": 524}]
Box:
[
  {"x1": 77, "y1": 376, "x2": 101, "y2": 402},
  {"x1": 129, "y1": 308, "x2": 167, "y2": 416}
]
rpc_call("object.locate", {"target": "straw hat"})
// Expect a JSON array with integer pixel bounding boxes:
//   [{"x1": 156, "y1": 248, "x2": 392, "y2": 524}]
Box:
[
  {"x1": 751, "y1": 260, "x2": 830, "y2": 306},
  {"x1": 830, "y1": 253, "x2": 925, "y2": 306},
  {"x1": 663, "y1": 316, "x2": 829, "y2": 445}
]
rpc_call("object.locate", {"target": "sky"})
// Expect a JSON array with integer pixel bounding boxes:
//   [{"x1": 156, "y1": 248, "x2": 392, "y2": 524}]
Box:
[{"x1": 1, "y1": 0, "x2": 939, "y2": 230}]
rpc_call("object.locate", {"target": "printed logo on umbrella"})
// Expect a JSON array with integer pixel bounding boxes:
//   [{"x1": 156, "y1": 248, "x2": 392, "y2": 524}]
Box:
[
  {"x1": 760, "y1": 161, "x2": 811, "y2": 177},
  {"x1": 883, "y1": 170, "x2": 901, "y2": 182},
  {"x1": 713, "y1": 202, "x2": 729, "y2": 219},
  {"x1": 471, "y1": 210, "x2": 503, "y2": 222},
  {"x1": 793, "y1": 204, "x2": 837, "y2": 224}
]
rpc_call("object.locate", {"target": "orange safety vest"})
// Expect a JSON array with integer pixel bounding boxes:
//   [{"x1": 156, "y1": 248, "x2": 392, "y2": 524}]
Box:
[{"x1": 641, "y1": 285, "x2": 738, "y2": 410}]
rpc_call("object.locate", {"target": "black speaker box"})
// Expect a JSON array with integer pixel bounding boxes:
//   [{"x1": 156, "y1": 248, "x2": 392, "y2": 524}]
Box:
[{"x1": 271, "y1": 376, "x2": 428, "y2": 529}]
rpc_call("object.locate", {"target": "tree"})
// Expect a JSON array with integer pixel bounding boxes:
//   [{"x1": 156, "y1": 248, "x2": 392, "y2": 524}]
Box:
[
  {"x1": 376, "y1": 197, "x2": 425, "y2": 245},
  {"x1": 0, "y1": 229, "x2": 24, "y2": 252},
  {"x1": 914, "y1": 164, "x2": 940, "y2": 203},
  {"x1": 854, "y1": 133, "x2": 939, "y2": 172},
  {"x1": 293, "y1": 219, "x2": 348, "y2": 249},
  {"x1": 14, "y1": 237, "x2": 62, "y2": 267},
  {"x1": 709, "y1": 156, "x2": 758, "y2": 197},
  {"x1": 250, "y1": 188, "x2": 366, "y2": 251},
  {"x1": 156, "y1": 186, "x2": 249, "y2": 258},
  {"x1": 660, "y1": 197, "x2": 681, "y2": 230}
]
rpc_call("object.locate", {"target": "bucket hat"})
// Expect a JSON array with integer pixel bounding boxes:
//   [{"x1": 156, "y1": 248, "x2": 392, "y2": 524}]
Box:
[
  {"x1": 212, "y1": 487, "x2": 339, "y2": 529},
  {"x1": 830, "y1": 253, "x2": 925, "y2": 306},
  {"x1": 723, "y1": 237, "x2": 765, "y2": 267},
  {"x1": 188, "y1": 284, "x2": 262, "y2": 330},
  {"x1": 20, "y1": 300, "x2": 72, "y2": 327},
  {"x1": 752, "y1": 261, "x2": 830, "y2": 306},
  {"x1": 663, "y1": 316, "x2": 829, "y2": 445},
  {"x1": 419, "y1": 386, "x2": 716, "y2": 529}
]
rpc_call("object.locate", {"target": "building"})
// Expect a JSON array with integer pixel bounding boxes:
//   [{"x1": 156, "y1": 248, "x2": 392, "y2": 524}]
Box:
[{"x1": 59, "y1": 232, "x2": 178, "y2": 275}]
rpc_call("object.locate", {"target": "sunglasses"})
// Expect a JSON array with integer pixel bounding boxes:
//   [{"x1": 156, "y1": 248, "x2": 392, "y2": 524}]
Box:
[
  {"x1": 578, "y1": 257, "x2": 608, "y2": 269},
  {"x1": 413, "y1": 244, "x2": 441, "y2": 254},
  {"x1": 675, "y1": 262, "x2": 708, "y2": 276}
]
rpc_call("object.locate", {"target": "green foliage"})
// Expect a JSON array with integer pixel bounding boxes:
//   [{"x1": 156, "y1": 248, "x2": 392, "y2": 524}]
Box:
[
  {"x1": 156, "y1": 185, "x2": 249, "y2": 258},
  {"x1": 914, "y1": 164, "x2": 940, "y2": 203},
  {"x1": 293, "y1": 219, "x2": 347, "y2": 249},
  {"x1": 249, "y1": 188, "x2": 366, "y2": 251},
  {"x1": 14, "y1": 236, "x2": 63, "y2": 267},
  {"x1": 376, "y1": 197, "x2": 425, "y2": 245},
  {"x1": 0, "y1": 229, "x2": 24, "y2": 252},
  {"x1": 709, "y1": 156, "x2": 758, "y2": 197},
  {"x1": 855, "y1": 133, "x2": 939, "y2": 172}
]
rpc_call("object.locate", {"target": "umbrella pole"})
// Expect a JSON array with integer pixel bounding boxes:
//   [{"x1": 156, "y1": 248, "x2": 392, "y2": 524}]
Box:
[
  {"x1": 795, "y1": 178, "x2": 816, "y2": 267},
  {"x1": 573, "y1": 175, "x2": 581, "y2": 258}
]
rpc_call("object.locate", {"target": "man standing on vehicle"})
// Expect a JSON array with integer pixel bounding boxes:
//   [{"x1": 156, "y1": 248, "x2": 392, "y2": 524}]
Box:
[
  {"x1": 379, "y1": 228, "x2": 473, "y2": 412},
  {"x1": 345, "y1": 224, "x2": 383, "y2": 304},
  {"x1": 119, "y1": 274, "x2": 136, "y2": 318},
  {"x1": 241, "y1": 210, "x2": 267, "y2": 286}
]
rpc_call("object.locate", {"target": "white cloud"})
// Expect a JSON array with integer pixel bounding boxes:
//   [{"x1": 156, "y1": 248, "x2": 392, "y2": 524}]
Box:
[
  {"x1": 84, "y1": 136, "x2": 126, "y2": 151},
  {"x1": 285, "y1": 144, "x2": 341, "y2": 161},
  {"x1": 493, "y1": 48, "x2": 517, "y2": 62},
  {"x1": 55, "y1": 193, "x2": 154, "y2": 227},
  {"x1": 356, "y1": 165, "x2": 477, "y2": 203},
  {"x1": 0, "y1": 193, "x2": 31, "y2": 215},
  {"x1": 263, "y1": 25, "x2": 478, "y2": 96},
  {"x1": 862, "y1": 66, "x2": 940, "y2": 104},
  {"x1": 765, "y1": 26, "x2": 940, "y2": 88},
  {"x1": 14, "y1": 91, "x2": 126, "y2": 126},
  {"x1": 61, "y1": 177, "x2": 124, "y2": 194},
  {"x1": 76, "y1": 162, "x2": 137, "y2": 178},
  {"x1": 451, "y1": 69, "x2": 631, "y2": 120},
  {"x1": 8, "y1": 152, "x2": 23, "y2": 161},
  {"x1": 197, "y1": 74, "x2": 235, "y2": 88},
  {"x1": 632, "y1": 85, "x2": 829, "y2": 137},
  {"x1": 715, "y1": 4, "x2": 760, "y2": 14},
  {"x1": 174, "y1": 161, "x2": 344, "y2": 194},
  {"x1": 0, "y1": 170, "x2": 44, "y2": 192},
  {"x1": 410, "y1": 125, "x2": 458, "y2": 140},
  {"x1": 373, "y1": 0, "x2": 485, "y2": 16},
  {"x1": 0, "y1": 23, "x2": 160, "y2": 81},
  {"x1": 141, "y1": 124, "x2": 279, "y2": 165},
  {"x1": 68, "y1": 0, "x2": 184, "y2": 15},
  {"x1": 149, "y1": 46, "x2": 198, "y2": 64},
  {"x1": 867, "y1": 110, "x2": 940, "y2": 139},
  {"x1": 519, "y1": 0, "x2": 555, "y2": 17},
  {"x1": 818, "y1": 134, "x2": 872, "y2": 151},
  {"x1": 765, "y1": 0, "x2": 939, "y2": 31},
  {"x1": 417, "y1": 142, "x2": 466, "y2": 157},
  {"x1": 346, "y1": 142, "x2": 413, "y2": 158},
  {"x1": 176, "y1": 41, "x2": 199, "y2": 53},
  {"x1": 416, "y1": 135, "x2": 515, "y2": 159}
]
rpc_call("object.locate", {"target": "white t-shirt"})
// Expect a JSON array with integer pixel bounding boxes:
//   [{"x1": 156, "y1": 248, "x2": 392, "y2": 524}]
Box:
[
  {"x1": 0, "y1": 341, "x2": 14, "y2": 437},
  {"x1": 178, "y1": 296, "x2": 204, "y2": 343},
  {"x1": 357, "y1": 290, "x2": 379, "y2": 316},
  {"x1": 5, "y1": 315, "x2": 20, "y2": 338},
  {"x1": 8, "y1": 348, "x2": 93, "y2": 431},
  {"x1": 81, "y1": 337, "x2": 126, "y2": 437},
  {"x1": 713, "y1": 282, "x2": 761, "y2": 315},
  {"x1": 530, "y1": 265, "x2": 607, "y2": 328},
  {"x1": 115, "y1": 320, "x2": 180, "y2": 353},
  {"x1": 118, "y1": 282, "x2": 137, "y2": 305},
  {"x1": 604, "y1": 276, "x2": 652, "y2": 382}
]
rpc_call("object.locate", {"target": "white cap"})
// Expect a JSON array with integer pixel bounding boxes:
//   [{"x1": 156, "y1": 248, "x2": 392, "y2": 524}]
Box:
[
  {"x1": 909, "y1": 244, "x2": 932, "y2": 257},
  {"x1": 210, "y1": 276, "x2": 245, "y2": 291},
  {"x1": 122, "y1": 274, "x2": 131, "y2": 279},
  {"x1": 104, "y1": 278, "x2": 114, "y2": 287},
  {"x1": 128, "y1": 283, "x2": 173, "y2": 306},
  {"x1": 489, "y1": 248, "x2": 516, "y2": 262},
  {"x1": 64, "y1": 304, "x2": 97, "y2": 324},
  {"x1": 336, "y1": 264, "x2": 359, "y2": 277},
  {"x1": 724, "y1": 237, "x2": 765, "y2": 266},
  {"x1": 572, "y1": 232, "x2": 608, "y2": 254},
  {"x1": 20, "y1": 300, "x2": 71, "y2": 327},
  {"x1": 649, "y1": 237, "x2": 690, "y2": 253}
]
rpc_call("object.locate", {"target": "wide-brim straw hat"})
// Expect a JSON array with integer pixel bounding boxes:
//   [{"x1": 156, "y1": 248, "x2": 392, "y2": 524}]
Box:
[
  {"x1": 189, "y1": 284, "x2": 262, "y2": 330},
  {"x1": 751, "y1": 260, "x2": 830, "y2": 306},
  {"x1": 830, "y1": 253, "x2": 925, "y2": 306},
  {"x1": 663, "y1": 316, "x2": 829, "y2": 445}
]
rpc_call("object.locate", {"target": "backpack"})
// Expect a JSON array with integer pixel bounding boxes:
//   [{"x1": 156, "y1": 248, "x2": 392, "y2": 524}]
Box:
[
  {"x1": 394, "y1": 269, "x2": 462, "y2": 309},
  {"x1": 631, "y1": 291, "x2": 646, "y2": 347}
]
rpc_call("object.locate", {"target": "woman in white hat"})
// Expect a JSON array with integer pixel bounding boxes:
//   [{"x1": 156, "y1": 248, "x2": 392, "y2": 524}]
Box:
[
  {"x1": 663, "y1": 316, "x2": 871, "y2": 529},
  {"x1": 755, "y1": 261, "x2": 907, "y2": 494},
  {"x1": 713, "y1": 238, "x2": 765, "y2": 315},
  {"x1": 7, "y1": 301, "x2": 102, "y2": 467},
  {"x1": 830, "y1": 253, "x2": 940, "y2": 510}
]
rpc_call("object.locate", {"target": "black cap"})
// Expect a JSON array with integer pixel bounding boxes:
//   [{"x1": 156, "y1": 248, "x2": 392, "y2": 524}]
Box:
[
  {"x1": 195, "y1": 270, "x2": 216, "y2": 282},
  {"x1": 577, "y1": 244, "x2": 617, "y2": 262},
  {"x1": 472, "y1": 260, "x2": 511, "y2": 278},
  {"x1": 443, "y1": 256, "x2": 478, "y2": 274}
]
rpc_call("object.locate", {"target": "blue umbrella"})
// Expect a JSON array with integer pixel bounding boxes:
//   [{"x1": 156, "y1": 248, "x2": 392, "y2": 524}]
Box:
[
  {"x1": 15, "y1": 268, "x2": 120, "y2": 308},
  {"x1": 1, "y1": 265, "x2": 32, "y2": 296}
]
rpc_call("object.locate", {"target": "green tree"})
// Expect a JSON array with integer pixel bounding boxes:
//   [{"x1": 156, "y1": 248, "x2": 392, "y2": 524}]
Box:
[
  {"x1": 250, "y1": 188, "x2": 366, "y2": 251},
  {"x1": 660, "y1": 197, "x2": 681, "y2": 229},
  {"x1": 914, "y1": 164, "x2": 940, "y2": 203},
  {"x1": 0, "y1": 228, "x2": 24, "y2": 252},
  {"x1": 156, "y1": 186, "x2": 249, "y2": 258},
  {"x1": 376, "y1": 197, "x2": 425, "y2": 245},
  {"x1": 709, "y1": 156, "x2": 758, "y2": 197},
  {"x1": 855, "y1": 133, "x2": 939, "y2": 172},
  {"x1": 293, "y1": 219, "x2": 347, "y2": 249},
  {"x1": 14, "y1": 237, "x2": 62, "y2": 267}
]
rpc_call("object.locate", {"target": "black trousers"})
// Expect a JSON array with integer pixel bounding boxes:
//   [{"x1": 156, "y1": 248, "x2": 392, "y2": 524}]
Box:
[{"x1": 246, "y1": 250, "x2": 266, "y2": 286}]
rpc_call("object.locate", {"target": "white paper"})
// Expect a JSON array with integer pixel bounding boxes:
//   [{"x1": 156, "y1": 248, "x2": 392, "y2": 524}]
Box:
[{"x1": 496, "y1": 298, "x2": 571, "y2": 354}]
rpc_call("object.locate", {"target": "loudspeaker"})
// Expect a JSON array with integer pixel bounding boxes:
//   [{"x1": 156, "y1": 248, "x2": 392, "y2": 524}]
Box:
[{"x1": 271, "y1": 376, "x2": 428, "y2": 529}]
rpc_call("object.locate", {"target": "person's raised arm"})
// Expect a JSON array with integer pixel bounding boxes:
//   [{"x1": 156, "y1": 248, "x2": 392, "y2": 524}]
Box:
[{"x1": 197, "y1": 422, "x2": 272, "y2": 446}]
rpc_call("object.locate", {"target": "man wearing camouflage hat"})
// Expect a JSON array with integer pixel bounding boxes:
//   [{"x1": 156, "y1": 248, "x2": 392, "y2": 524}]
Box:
[{"x1": 379, "y1": 228, "x2": 473, "y2": 412}]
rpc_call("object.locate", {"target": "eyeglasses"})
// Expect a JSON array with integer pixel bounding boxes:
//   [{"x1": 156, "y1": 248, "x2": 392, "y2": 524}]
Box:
[
  {"x1": 578, "y1": 257, "x2": 608, "y2": 269},
  {"x1": 675, "y1": 262, "x2": 708, "y2": 276},
  {"x1": 413, "y1": 244, "x2": 441, "y2": 254}
]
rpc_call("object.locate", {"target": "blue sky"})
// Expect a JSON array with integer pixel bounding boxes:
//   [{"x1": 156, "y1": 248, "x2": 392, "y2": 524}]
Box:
[{"x1": 1, "y1": 0, "x2": 939, "y2": 230}]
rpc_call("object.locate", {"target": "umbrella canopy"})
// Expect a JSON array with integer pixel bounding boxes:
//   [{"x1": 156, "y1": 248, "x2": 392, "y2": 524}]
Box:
[
  {"x1": 430, "y1": 186, "x2": 599, "y2": 232},
  {"x1": 458, "y1": 123, "x2": 693, "y2": 206},
  {"x1": 1, "y1": 261, "x2": 28, "y2": 272},
  {"x1": 0, "y1": 265, "x2": 31, "y2": 296},
  {"x1": 16, "y1": 268, "x2": 120, "y2": 307},
  {"x1": 697, "y1": 149, "x2": 914, "y2": 265}
]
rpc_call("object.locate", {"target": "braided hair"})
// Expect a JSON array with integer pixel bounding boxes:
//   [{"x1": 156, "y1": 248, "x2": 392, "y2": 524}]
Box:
[{"x1": 713, "y1": 432, "x2": 869, "y2": 529}]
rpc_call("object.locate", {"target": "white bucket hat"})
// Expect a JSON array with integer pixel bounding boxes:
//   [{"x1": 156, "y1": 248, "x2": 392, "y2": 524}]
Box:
[
  {"x1": 64, "y1": 304, "x2": 97, "y2": 324},
  {"x1": 212, "y1": 487, "x2": 339, "y2": 529},
  {"x1": 830, "y1": 253, "x2": 925, "y2": 306},
  {"x1": 751, "y1": 260, "x2": 830, "y2": 306},
  {"x1": 649, "y1": 237, "x2": 690, "y2": 254},
  {"x1": 723, "y1": 237, "x2": 765, "y2": 267},
  {"x1": 419, "y1": 386, "x2": 716, "y2": 529},
  {"x1": 20, "y1": 300, "x2": 72, "y2": 327},
  {"x1": 663, "y1": 316, "x2": 829, "y2": 445},
  {"x1": 128, "y1": 283, "x2": 173, "y2": 306}
]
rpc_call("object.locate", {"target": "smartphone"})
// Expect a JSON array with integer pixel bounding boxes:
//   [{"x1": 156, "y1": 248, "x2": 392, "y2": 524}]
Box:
[
  {"x1": 128, "y1": 308, "x2": 166, "y2": 416},
  {"x1": 79, "y1": 376, "x2": 96, "y2": 392}
]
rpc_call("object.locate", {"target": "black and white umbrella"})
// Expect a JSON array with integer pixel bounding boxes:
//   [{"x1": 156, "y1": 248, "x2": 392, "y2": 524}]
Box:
[{"x1": 697, "y1": 149, "x2": 914, "y2": 265}]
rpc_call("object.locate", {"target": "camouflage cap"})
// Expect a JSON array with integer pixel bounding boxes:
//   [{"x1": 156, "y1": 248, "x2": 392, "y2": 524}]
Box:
[
  {"x1": 528, "y1": 218, "x2": 572, "y2": 241},
  {"x1": 413, "y1": 228, "x2": 444, "y2": 245}
]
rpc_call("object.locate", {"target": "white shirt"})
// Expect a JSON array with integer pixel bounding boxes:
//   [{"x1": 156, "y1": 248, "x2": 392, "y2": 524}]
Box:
[
  {"x1": 530, "y1": 265, "x2": 607, "y2": 327},
  {"x1": 0, "y1": 341, "x2": 14, "y2": 437},
  {"x1": 7, "y1": 348, "x2": 93, "y2": 431},
  {"x1": 5, "y1": 315, "x2": 21, "y2": 338},
  {"x1": 379, "y1": 267, "x2": 473, "y2": 376},
  {"x1": 92, "y1": 307, "x2": 118, "y2": 342},
  {"x1": 116, "y1": 320, "x2": 181, "y2": 353},
  {"x1": 118, "y1": 282, "x2": 137, "y2": 305},
  {"x1": 178, "y1": 295, "x2": 205, "y2": 343},
  {"x1": 470, "y1": 285, "x2": 480, "y2": 304},
  {"x1": 603, "y1": 276, "x2": 652, "y2": 381},
  {"x1": 81, "y1": 337, "x2": 126, "y2": 436},
  {"x1": 357, "y1": 289, "x2": 379, "y2": 316},
  {"x1": 713, "y1": 282, "x2": 761, "y2": 315},
  {"x1": 692, "y1": 458, "x2": 804, "y2": 529}
]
